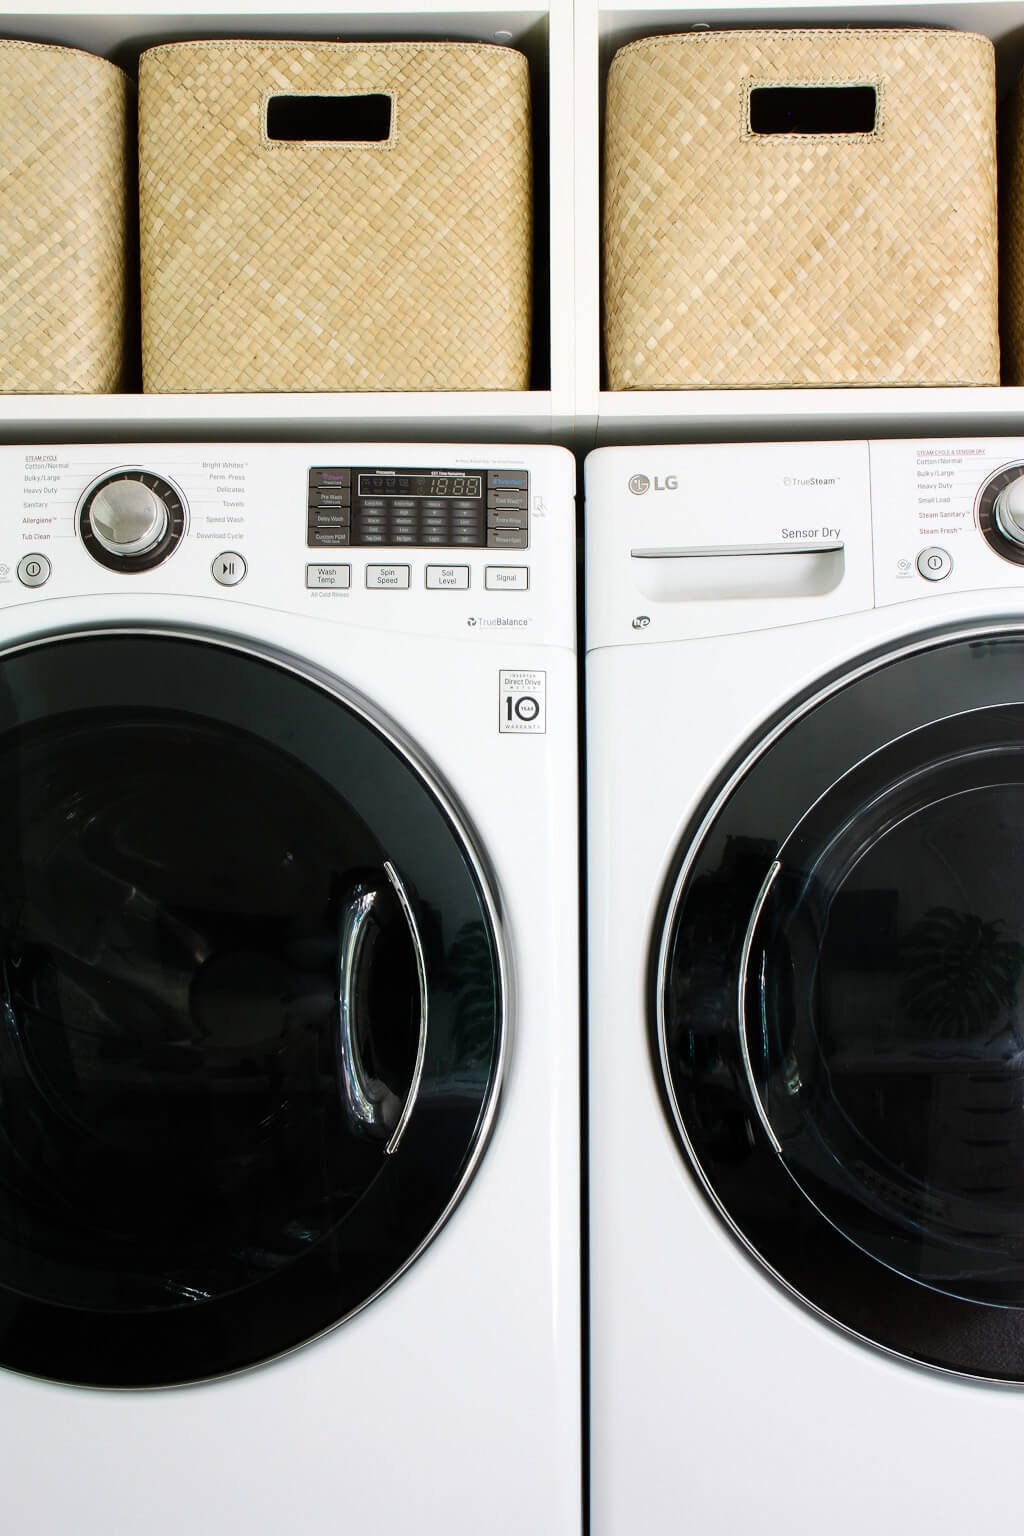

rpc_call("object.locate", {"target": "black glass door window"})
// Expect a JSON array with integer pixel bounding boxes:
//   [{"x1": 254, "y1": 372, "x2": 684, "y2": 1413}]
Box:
[
  {"x1": 659, "y1": 627, "x2": 1024, "y2": 1380},
  {"x1": 0, "y1": 633, "x2": 502, "y2": 1387}
]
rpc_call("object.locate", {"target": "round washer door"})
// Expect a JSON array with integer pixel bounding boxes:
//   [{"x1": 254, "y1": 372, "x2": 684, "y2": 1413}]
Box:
[
  {"x1": 658, "y1": 625, "x2": 1024, "y2": 1381},
  {"x1": 0, "y1": 631, "x2": 503, "y2": 1388}
]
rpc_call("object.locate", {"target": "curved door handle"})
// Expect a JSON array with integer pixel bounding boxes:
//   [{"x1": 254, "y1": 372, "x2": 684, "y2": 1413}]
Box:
[
  {"x1": 335, "y1": 862, "x2": 428, "y2": 1155},
  {"x1": 736, "y1": 859, "x2": 784, "y2": 1155},
  {"x1": 337, "y1": 879, "x2": 400, "y2": 1139},
  {"x1": 382, "y1": 860, "x2": 428, "y2": 1157}
]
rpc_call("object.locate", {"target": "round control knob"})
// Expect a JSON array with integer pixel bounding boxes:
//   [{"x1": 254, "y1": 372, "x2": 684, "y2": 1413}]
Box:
[
  {"x1": 995, "y1": 478, "x2": 1024, "y2": 545},
  {"x1": 89, "y1": 479, "x2": 168, "y2": 557},
  {"x1": 79, "y1": 471, "x2": 186, "y2": 573}
]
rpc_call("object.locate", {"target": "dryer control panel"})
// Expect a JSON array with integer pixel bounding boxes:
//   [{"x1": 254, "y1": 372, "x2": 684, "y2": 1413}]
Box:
[
  {"x1": 587, "y1": 437, "x2": 1024, "y2": 649},
  {"x1": 870, "y1": 438, "x2": 1024, "y2": 609}
]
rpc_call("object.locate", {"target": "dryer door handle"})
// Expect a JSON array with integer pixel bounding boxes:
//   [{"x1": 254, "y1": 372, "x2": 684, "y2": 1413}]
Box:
[
  {"x1": 336, "y1": 861, "x2": 429, "y2": 1157},
  {"x1": 630, "y1": 542, "x2": 845, "y2": 601},
  {"x1": 736, "y1": 858, "x2": 785, "y2": 1155}
]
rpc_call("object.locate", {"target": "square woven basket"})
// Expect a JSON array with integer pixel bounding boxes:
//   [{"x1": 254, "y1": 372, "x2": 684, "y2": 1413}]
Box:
[
  {"x1": 0, "y1": 41, "x2": 132, "y2": 393},
  {"x1": 139, "y1": 40, "x2": 533, "y2": 393},
  {"x1": 603, "y1": 29, "x2": 1000, "y2": 390}
]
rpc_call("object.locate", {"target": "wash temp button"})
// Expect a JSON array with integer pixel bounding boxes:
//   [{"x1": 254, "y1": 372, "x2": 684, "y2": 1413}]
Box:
[
  {"x1": 426, "y1": 565, "x2": 470, "y2": 590},
  {"x1": 366, "y1": 564, "x2": 411, "y2": 589},
  {"x1": 306, "y1": 563, "x2": 351, "y2": 589},
  {"x1": 484, "y1": 565, "x2": 529, "y2": 591}
]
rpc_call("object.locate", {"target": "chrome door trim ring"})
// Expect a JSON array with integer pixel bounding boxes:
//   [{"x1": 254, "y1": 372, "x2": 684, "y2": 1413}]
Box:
[
  {"x1": 0, "y1": 620, "x2": 511, "y2": 1390},
  {"x1": 653, "y1": 615, "x2": 1024, "y2": 1388}
]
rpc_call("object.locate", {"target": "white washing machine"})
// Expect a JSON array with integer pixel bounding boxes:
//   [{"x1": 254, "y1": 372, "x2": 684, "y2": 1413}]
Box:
[
  {"x1": 586, "y1": 438, "x2": 1024, "y2": 1534},
  {"x1": 0, "y1": 441, "x2": 579, "y2": 1534}
]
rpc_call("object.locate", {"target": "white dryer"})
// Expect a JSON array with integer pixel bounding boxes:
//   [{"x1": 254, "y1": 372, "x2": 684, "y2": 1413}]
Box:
[
  {"x1": 586, "y1": 438, "x2": 1024, "y2": 1534},
  {"x1": 0, "y1": 441, "x2": 579, "y2": 1535}
]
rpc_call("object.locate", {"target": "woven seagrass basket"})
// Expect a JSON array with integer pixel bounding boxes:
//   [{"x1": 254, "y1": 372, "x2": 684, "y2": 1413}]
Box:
[
  {"x1": 0, "y1": 41, "x2": 132, "y2": 393},
  {"x1": 603, "y1": 29, "x2": 999, "y2": 390},
  {"x1": 139, "y1": 40, "x2": 532, "y2": 393}
]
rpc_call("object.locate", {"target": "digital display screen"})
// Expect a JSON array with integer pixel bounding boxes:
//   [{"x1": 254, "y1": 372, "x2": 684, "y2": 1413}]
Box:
[{"x1": 357, "y1": 473, "x2": 483, "y2": 499}]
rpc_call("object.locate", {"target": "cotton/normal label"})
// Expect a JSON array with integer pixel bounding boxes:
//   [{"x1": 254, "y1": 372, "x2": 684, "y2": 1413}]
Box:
[{"x1": 499, "y1": 670, "x2": 546, "y2": 735}]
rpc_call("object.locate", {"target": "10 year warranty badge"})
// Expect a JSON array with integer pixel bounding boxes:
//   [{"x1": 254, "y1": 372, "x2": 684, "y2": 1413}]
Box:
[{"x1": 499, "y1": 670, "x2": 546, "y2": 734}]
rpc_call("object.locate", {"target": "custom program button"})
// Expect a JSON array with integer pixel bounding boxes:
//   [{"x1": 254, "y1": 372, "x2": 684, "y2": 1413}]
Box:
[
  {"x1": 17, "y1": 553, "x2": 51, "y2": 587},
  {"x1": 485, "y1": 565, "x2": 529, "y2": 591},
  {"x1": 916, "y1": 547, "x2": 953, "y2": 582}
]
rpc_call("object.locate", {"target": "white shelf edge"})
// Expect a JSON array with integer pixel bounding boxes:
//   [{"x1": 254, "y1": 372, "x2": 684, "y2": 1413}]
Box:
[
  {"x1": 0, "y1": 392, "x2": 574, "y2": 444},
  {"x1": 590, "y1": 386, "x2": 1024, "y2": 442}
]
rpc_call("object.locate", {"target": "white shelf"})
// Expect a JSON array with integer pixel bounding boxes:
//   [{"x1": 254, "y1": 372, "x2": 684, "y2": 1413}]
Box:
[
  {"x1": 588, "y1": 386, "x2": 1024, "y2": 443},
  {"x1": 0, "y1": 392, "x2": 568, "y2": 444}
]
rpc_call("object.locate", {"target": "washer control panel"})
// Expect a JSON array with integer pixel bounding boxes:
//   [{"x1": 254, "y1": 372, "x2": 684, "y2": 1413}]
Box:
[
  {"x1": 0, "y1": 443, "x2": 573, "y2": 648},
  {"x1": 307, "y1": 466, "x2": 529, "y2": 551}
]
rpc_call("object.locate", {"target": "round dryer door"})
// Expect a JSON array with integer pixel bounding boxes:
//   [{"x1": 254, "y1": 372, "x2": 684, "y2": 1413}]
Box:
[
  {"x1": 0, "y1": 632, "x2": 503, "y2": 1387},
  {"x1": 658, "y1": 624, "x2": 1024, "y2": 1381}
]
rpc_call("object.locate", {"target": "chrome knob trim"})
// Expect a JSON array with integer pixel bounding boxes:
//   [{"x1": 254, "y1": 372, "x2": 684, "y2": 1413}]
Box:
[
  {"x1": 89, "y1": 479, "x2": 169, "y2": 557},
  {"x1": 995, "y1": 479, "x2": 1024, "y2": 545},
  {"x1": 78, "y1": 471, "x2": 186, "y2": 574}
]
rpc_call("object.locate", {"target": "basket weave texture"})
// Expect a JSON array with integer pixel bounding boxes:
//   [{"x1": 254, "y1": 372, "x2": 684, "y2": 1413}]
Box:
[
  {"x1": 603, "y1": 29, "x2": 1000, "y2": 390},
  {"x1": 139, "y1": 40, "x2": 532, "y2": 393},
  {"x1": 0, "y1": 41, "x2": 131, "y2": 393}
]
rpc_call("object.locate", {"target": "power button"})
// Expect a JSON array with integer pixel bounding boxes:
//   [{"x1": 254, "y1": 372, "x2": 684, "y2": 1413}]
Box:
[
  {"x1": 17, "y1": 553, "x2": 51, "y2": 587},
  {"x1": 916, "y1": 547, "x2": 953, "y2": 582}
]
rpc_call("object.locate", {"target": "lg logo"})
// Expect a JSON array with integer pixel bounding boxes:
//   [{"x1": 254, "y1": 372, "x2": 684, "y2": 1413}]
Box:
[{"x1": 628, "y1": 473, "x2": 678, "y2": 495}]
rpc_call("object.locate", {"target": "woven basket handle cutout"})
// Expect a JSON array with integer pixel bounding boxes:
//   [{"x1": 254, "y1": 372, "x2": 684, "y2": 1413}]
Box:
[
  {"x1": 747, "y1": 83, "x2": 879, "y2": 137},
  {"x1": 265, "y1": 92, "x2": 393, "y2": 145}
]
